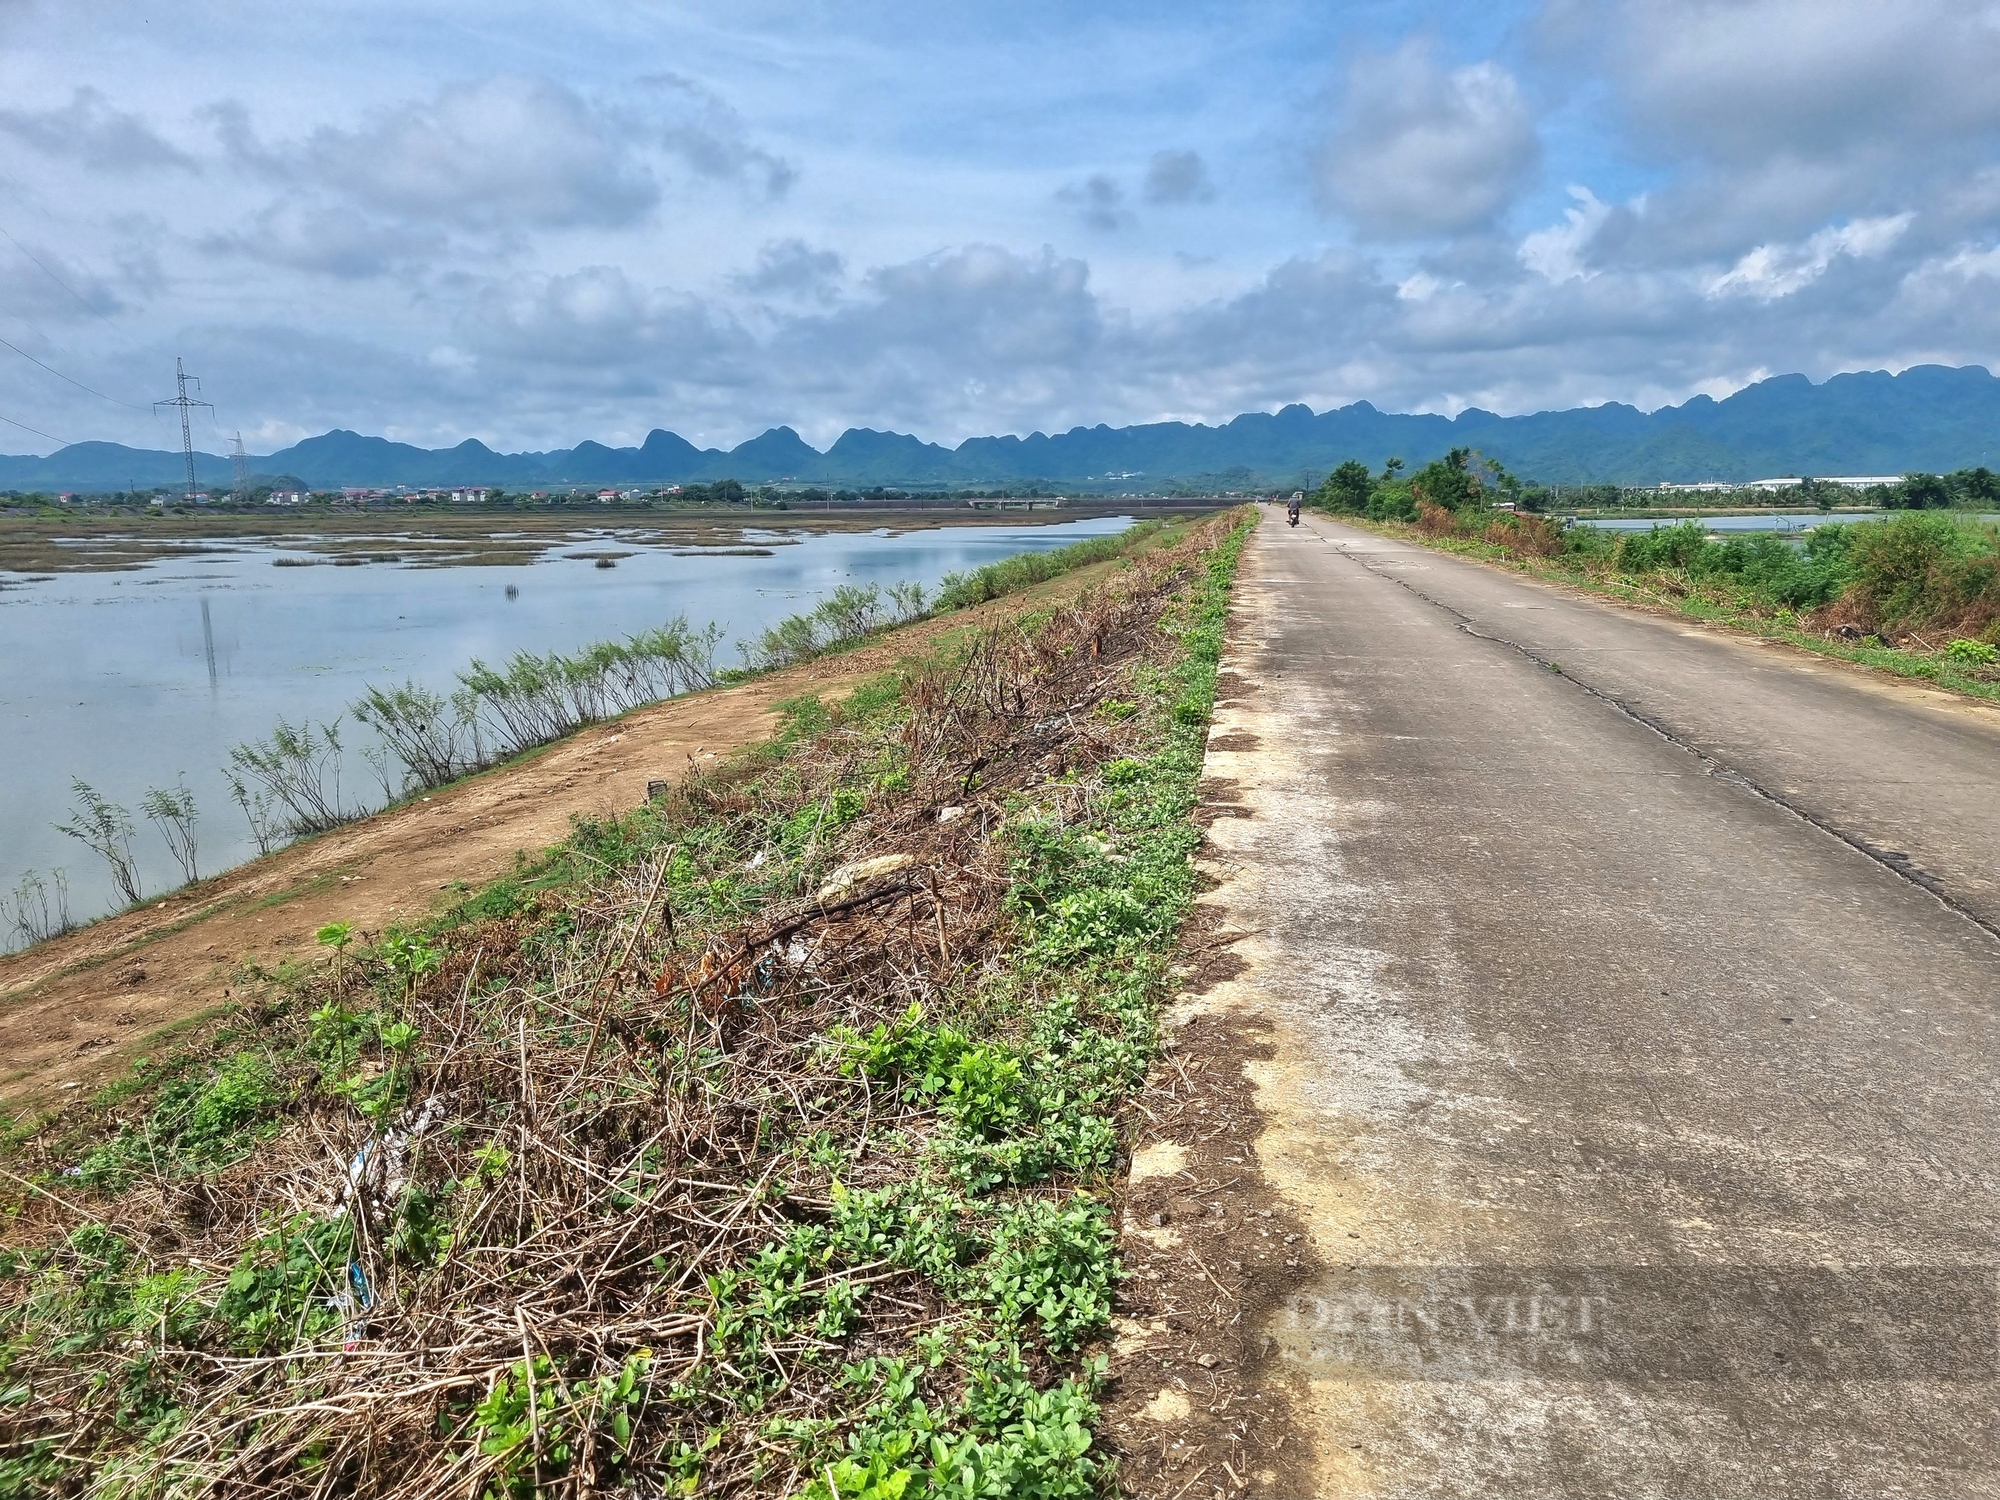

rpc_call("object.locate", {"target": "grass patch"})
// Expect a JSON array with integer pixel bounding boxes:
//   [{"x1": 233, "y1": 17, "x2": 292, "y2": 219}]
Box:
[{"x1": 1359, "y1": 510, "x2": 2000, "y2": 704}]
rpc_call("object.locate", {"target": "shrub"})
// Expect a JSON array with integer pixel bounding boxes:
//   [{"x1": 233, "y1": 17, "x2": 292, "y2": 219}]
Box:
[
  {"x1": 53, "y1": 780, "x2": 143, "y2": 906},
  {"x1": 1414, "y1": 499, "x2": 1459, "y2": 538},
  {"x1": 352, "y1": 680, "x2": 474, "y2": 791},
  {"x1": 742, "y1": 585, "x2": 891, "y2": 670},
  {"x1": 452, "y1": 616, "x2": 720, "y2": 758},
  {"x1": 1616, "y1": 520, "x2": 1712, "y2": 573},
  {"x1": 226, "y1": 717, "x2": 352, "y2": 836},
  {"x1": 1482, "y1": 513, "x2": 1563, "y2": 558},
  {"x1": 1840, "y1": 512, "x2": 2000, "y2": 635}
]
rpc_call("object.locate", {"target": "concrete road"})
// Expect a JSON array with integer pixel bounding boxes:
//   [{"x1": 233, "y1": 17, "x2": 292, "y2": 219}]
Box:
[{"x1": 1197, "y1": 509, "x2": 2000, "y2": 1498}]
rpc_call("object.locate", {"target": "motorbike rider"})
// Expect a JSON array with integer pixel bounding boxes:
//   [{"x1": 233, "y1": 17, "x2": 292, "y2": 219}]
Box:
[{"x1": 1286, "y1": 491, "x2": 1302, "y2": 526}]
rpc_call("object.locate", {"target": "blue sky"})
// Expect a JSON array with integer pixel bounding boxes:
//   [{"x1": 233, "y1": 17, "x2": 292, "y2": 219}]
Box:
[{"x1": 1, "y1": 0, "x2": 1997, "y2": 453}]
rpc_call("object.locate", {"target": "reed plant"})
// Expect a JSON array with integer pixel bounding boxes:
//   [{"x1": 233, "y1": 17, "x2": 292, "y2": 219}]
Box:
[{"x1": 931, "y1": 522, "x2": 1162, "y2": 611}]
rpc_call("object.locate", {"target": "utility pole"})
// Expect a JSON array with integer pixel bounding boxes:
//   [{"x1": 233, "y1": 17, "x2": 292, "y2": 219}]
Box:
[
  {"x1": 153, "y1": 358, "x2": 212, "y2": 503},
  {"x1": 230, "y1": 431, "x2": 250, "y2": 504}
]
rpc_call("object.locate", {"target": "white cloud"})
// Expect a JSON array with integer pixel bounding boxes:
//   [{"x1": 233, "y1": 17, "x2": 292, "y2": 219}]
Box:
[
  {"x1": 1520, "y1": 186, "x2": 1614, "y2": 281},
  {"x1": 1893, "y1": 241, "x2": 2000, "y2": 327},
  {"x1": 733, "y1": 239, "x2": 846, "y2": 302},
  {"x1": 462, "y1": 265, "x2": 748, "y2": 372},
  {"x1": 204, "y1": 201, "x2": 439, "y2": 280},
  {"x1": 1707, "y1": 213, "x2": 1915, "y2": 300},
  {"x1": 205, "y1": 71, "x2": 794, "y2": 262},
  {"x1": 636, "y1": 73, "x2": 796, "y2": 198},
  {"x1": 1315, "y1": 40, "x2": 1540, "y2": 239},
  {"x1": 291, "y1": 78, "x2": 661, "y2": 232}
]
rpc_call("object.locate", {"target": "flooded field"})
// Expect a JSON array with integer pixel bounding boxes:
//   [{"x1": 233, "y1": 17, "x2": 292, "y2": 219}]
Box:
[{"x1": 0, "y1": 515, "x2": 1130, "y2": 938}]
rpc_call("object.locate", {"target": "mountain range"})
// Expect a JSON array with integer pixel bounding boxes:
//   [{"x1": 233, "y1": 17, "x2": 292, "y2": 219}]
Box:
[{"x1": 6, "y1": 364, "x2": 1996, "y2": 492}]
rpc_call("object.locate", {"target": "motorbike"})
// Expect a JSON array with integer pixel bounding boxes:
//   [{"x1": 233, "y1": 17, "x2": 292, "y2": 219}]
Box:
[{"x1": 1286, "y1": 504, "x2": 1301, "y2": 527}]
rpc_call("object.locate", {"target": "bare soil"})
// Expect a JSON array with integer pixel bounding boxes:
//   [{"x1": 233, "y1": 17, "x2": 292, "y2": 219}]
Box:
[
  {"x1": 1095, "y1": 671, "x2": 1318, "y2": 1500},
  {"x1": 0, "y1": 573, "x2": 1103, "y2": 1118}
]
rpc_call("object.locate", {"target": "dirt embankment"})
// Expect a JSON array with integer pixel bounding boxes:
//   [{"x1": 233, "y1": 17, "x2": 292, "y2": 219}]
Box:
[{"x1": 0, "y1": 574, "x2": 1104, "y2": 1118}]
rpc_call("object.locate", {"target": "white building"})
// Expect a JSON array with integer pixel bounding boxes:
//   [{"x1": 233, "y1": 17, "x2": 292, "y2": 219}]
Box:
[{"x1": 1655, "y1": 475, "x2": 1904, "y2": 494}]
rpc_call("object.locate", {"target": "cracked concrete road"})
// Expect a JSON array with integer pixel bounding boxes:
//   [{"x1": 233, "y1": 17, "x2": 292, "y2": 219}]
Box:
[{"x1": 1196, "y1": 508, "x2": 2000, "y2": 1498}]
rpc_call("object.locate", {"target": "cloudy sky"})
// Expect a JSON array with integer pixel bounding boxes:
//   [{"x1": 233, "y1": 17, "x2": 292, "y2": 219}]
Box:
[{"x1": 1, "y1": 0, "x2": 1997, "y2": 454}]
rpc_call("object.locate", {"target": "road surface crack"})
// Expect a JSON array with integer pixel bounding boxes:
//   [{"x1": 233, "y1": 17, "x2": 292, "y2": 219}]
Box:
[{"x1": 1325, "y1": 536, "x2": 2000, "y2": 948}]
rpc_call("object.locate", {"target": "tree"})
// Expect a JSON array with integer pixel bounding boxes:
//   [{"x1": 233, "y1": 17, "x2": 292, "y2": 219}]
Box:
[
  {"x1": 1897, "y1": 473, "x2": 1953, "y2": 510},
  {"x1": 1316, "y1": 459, "x2": 1373, "y2": 514},
  {"x1": 1409, "y1": 447, "x2": 1484, "y2": 511},
  {"x1": 1367, "y1": 457, "x2": 1415, "y2": 521},
  {"x1": 55, "y1": 780, "x2": 143, "y2": 906},
  {"x1": 1952, "y1": 466, "x2": 2000, "y2": 506}
]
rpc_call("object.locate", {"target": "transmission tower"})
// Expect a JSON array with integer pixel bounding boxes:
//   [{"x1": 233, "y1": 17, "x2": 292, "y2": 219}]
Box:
[
  {"x1": 153, "y1": 358, "x2": 212, "y2": 502},
  {"x1": 231, "y1": 431, "x2": 250, "y2": 503}
]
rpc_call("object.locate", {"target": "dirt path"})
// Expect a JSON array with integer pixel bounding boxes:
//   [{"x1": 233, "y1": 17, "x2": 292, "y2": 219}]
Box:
[{"x1": 0, "y1": 577, "x2": 1099, "y2": 1117}]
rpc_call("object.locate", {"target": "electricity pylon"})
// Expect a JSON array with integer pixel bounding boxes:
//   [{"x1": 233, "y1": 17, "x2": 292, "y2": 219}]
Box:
[{"x1": 153, "y1": 358, "x2": 212, "y2": 502}]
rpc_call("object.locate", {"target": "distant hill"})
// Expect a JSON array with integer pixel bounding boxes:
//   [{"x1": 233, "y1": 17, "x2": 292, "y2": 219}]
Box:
[{"x1": 5, "y1": 365, "x2": 1995, "y2": 492}]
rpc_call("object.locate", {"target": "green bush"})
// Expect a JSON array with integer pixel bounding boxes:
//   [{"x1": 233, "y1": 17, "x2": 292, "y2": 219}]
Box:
[
  {"x1": 1842, "y1": 512, "x2": 2000, "y2": 632},
  {"x1": 74, "y1": 1051, "x2": 286, "y2": 1188},
  {"x1": 1616, "y1": 520, "x2": 1711, "y2": 572},
  {"x1": 1944, "y1": 637, "x2": 1998, "y2": 666},
  {"x1": 214, "y1": 1214, "x2": 352, "y2": 1352}
]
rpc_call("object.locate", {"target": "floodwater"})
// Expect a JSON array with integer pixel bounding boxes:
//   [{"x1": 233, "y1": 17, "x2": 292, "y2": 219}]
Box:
[{"x1": 0, "y1": 516, "x2": 1131, "y2": 937}]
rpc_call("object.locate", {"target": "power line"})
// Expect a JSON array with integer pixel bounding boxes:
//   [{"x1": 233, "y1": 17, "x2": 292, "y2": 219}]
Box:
[
  {"x1": 0, "y1": 409, "x2": 71, "y2": 446},
  {"x1": 0, "y1": 331, "x2": 143, "y2": 408},
  {"x1": 0, "y1": 219, "x2": 119, "y2": 329}
]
